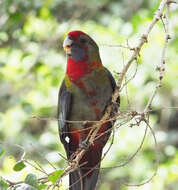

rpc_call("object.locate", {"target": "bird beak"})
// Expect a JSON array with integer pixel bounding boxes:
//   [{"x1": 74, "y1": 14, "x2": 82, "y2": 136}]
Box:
[{"x1": 63, "y1": 36, "x2": 73, "y2": 55}]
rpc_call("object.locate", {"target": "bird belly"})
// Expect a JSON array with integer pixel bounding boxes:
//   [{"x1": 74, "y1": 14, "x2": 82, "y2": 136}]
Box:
[{"x1": 68, "y1": 69, "x2": 113, "y2": 149}]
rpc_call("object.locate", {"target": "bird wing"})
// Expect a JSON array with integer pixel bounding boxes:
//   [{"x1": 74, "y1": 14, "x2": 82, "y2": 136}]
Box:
[
  {"x1": 104, "y1": 67, "x2": 116, "y2": 91},
  {"x1": 58, "y1": 80, "x2": 72, "y2": 158},
  {"x1": 104, "y1": 67, "x2": 120, "y2": 106}
]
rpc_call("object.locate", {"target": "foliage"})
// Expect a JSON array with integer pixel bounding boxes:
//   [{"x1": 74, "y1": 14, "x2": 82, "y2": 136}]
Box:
[
  {"x1": 13, "y1": 161, "x2": 26, "y2": 172},
  {"x1": 48, "y1": 170, "x2": 64, "y2": 184},
  {"x1": 0, "y1": 0, "x2": 178, "y2": 189},
  {"x1": 25, "y1": 174, "x2": 38, "y2": 188}
]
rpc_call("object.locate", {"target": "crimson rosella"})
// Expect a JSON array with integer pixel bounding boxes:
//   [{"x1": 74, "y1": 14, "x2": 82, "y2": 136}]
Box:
[{"x1": 58, "y1": 31, "x2": 119, "y2": 190}]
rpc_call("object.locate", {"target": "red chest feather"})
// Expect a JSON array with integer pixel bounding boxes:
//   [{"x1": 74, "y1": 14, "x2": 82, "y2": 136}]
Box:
[{"x1": 67, "y1": 58, "x2": 92, "y2": 81}]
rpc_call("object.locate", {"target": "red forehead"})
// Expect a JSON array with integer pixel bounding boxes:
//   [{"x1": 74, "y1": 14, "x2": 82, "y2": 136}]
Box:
[{"x1": 68, "y1": 30, "x2": 87, "y2": 40}]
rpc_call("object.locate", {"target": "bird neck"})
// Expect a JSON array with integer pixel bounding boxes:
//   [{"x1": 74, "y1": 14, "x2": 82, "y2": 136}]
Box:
[{"x1": 66, "y1": 57, "x2": 102, "y2": 82}]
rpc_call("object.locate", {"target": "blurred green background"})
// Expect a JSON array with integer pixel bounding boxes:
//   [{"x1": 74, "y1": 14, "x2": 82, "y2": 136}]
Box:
[{"x1": 0, "y1": 0, "x2": 178, "y2": 189}]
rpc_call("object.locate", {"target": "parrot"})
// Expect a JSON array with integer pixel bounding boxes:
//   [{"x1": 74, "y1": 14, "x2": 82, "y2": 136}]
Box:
[{"x1": 58, "y1": 30, "x2": 119, "y2": 190}]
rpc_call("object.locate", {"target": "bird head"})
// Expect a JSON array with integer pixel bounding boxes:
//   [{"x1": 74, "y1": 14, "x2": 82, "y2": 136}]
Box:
[{"x1": 63, "y1": 30, "x2": 100, "y2": 63}]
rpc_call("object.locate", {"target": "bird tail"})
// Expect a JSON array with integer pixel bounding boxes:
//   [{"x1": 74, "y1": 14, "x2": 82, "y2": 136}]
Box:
[
  {"x1": 69, "y1": 169, "x2": 81, "y2": 190},
  {"x1": 69, "y1": 148, "x2": 101, "y2": 190},
  {"x1": 69, "y1": 167, "x2": 99, "y2": 190}
]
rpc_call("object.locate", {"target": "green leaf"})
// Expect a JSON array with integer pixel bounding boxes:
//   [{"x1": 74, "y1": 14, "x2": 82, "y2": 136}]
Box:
[
  {"x1": 38, "y1": 184, "x2": 48, "y2": 190},
  {"x1": 25, "y1": 173, "x2": 38, "y2": 188},
  {"x1": 0, "y1": 146, "x2": 5, "y2": 157},
  {"x1": 13, "y1": 160, "x2": 26, "y2": 172},
  {"x1": 0, "y1": 179, "x2": 9, "y2": 190},
  {"x1": 48, "y1": 170, "x2": 64, "y2": 184}
]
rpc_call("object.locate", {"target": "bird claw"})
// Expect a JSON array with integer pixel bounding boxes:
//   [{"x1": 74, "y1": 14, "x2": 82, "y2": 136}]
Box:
[{"x1": 79, "y1": 141, "x2": 89, "y2": 150}]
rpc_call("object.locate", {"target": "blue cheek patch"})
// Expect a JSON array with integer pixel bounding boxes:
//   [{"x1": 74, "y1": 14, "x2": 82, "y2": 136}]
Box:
[{"x1": 71, "y1": 46, "x2": 86, "y2": 61}]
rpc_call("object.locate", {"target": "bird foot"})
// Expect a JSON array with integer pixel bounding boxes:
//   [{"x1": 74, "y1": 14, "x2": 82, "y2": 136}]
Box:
[{"x1": 79, "y1": 141, "x2": 89, "y2": 150}]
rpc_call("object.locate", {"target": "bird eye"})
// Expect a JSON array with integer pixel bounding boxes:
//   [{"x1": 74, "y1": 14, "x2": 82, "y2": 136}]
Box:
[
  {"x1": 80, "y1": 38, "x2": 86, "y2": 44},
  {"x1": 68, "y1": 36, "x2": 73, "y2": 40}
]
